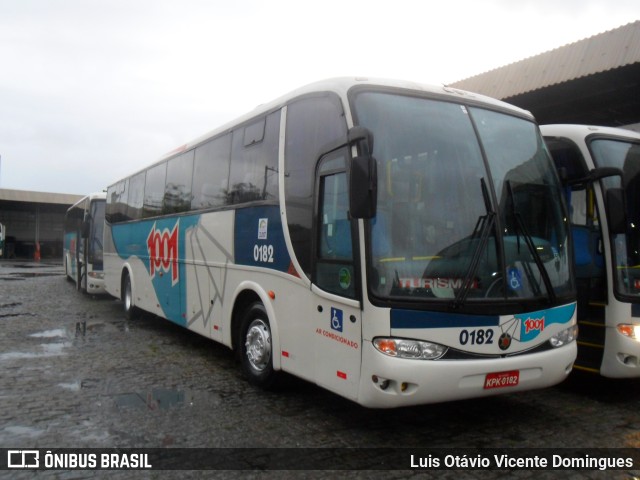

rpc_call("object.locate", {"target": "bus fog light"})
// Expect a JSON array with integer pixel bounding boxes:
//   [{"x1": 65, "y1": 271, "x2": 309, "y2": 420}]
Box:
[
  {"x1": 373, "y1": 338, "x2": 447, "y2": 360},
  {"x1": 372, "y1": 375, "x2": 390, "y2": 389},
  {"x1": 617, "y1": 353, "x2": 639, "y2": 366},
  {"x1": 550, "y1": 325, "x2": 578, "y2": 348},
  {"x1": 617, "y1": 324, "x2": 640, "y2": 341}
]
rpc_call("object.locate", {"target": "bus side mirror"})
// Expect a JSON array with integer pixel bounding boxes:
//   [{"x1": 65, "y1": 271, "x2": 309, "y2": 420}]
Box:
[
  {"x1": 588, "y1": 167, "x2": 626, "y2": 234},
  {"x1": 606, "y1": 188, "x2": 626, "y2": 235},
  {"x1": 565, "y1": 167, "x2": 623, "y2": 187},
  {"x1": 589, "y1": 167, "x2": 624, "y2": 182},
  {"x1": 557, "y1": 167, "x2": 568, "y2": 184},
  {"x1": 348, "y1": 127, "x2": 377, "y2": 219},
  {"x1": 81, "y1": 218, "x2": 91, "y2": 239}
]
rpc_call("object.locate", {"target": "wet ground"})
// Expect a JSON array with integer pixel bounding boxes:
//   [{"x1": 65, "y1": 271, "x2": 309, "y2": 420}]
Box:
[{"x1": 1, "y1": 259, "x2": 640, "y2": 479}]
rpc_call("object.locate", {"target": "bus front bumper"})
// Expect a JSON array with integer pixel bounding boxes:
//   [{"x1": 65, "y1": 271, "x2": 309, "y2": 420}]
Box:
[{"x1": 357, "y1": 340, "x2": 577, "y2": 408}]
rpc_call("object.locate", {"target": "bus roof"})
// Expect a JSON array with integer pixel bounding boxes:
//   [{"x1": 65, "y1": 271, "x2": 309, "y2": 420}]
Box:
[
  {"x1": 113, "y1": 77, "x2": 535, "y2": 185},
  {"x1": 67, "y1": 191, "x2": 107, "y2": 211},
  {"x1": 541, "y1": 124, "x2": 640, "y2": 141}
]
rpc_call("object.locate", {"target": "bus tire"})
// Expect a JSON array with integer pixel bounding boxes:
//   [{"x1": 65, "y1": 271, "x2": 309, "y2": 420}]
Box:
[
  {"x1": 76, "y1": 265, "x2": 83, "y2": 292},
  {"x1": 123, "y1": 273, "x2": 139, "y2": 320},
  {"x1": 240, "y1": 302, "x2": 278, "y2": 388}
]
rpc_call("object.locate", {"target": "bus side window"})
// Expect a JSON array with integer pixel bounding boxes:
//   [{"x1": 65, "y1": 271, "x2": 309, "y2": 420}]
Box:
[
  {"x1": 144, "y1": 162, "x2": 167, "y2": 218},
  {"x1": 164, "y1": 151, "x2": 194, "y2": 214},
  {"x1": 284, "y1": 94, "x2": 347, "y2": 278},
  {"x1": 192, "y1": 133, "x2": 231, "y2": 210},
  {"x1": 314, "y1": 152, "x2": 357, "y2": 299},
  {"x1": 319, "y1": 173, "x2": 352, "y2": 260},
  {"x1": 127, "y1": 172, "x2": 145, "y2": 221},
  {"x1": 228, "y1": 111, "x2": 280, "y2": 205},
  {"x1": 106, "y1": 179, "x2": 130, "y2": 223}
]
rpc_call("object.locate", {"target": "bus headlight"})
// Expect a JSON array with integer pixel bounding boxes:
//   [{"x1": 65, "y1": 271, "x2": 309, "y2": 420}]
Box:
[
  {"x1": 617, "y1": 324, "x2": 640, "y2": 341},
  {"x1": 373, "y1": 338, "x2": 447, "y2": 360},
  {"x1": 88, "y1": 271, "x2": 104, "y2": 279},
  {"x1": 549, "y1": 325, "x2": 578, "y2": 348}
]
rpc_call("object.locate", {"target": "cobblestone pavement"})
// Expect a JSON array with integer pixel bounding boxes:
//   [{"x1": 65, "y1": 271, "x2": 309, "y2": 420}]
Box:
[{"x1": 1, "y1": 260, "x2": 640, "y2": 479}]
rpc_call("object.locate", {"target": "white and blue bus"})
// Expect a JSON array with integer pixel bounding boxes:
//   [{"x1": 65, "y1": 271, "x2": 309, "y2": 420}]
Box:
[
  {"x1": 63, "y1": 192, "x2": 106, "y2": 294},
  {"x1": 542, "y1": 124, "x2": 640, "y2": 377},
  {"x1": 104, "y1": 78, "x2": 577, "y2": 408}
]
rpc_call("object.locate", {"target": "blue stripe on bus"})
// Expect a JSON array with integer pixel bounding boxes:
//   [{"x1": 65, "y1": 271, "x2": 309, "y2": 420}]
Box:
[
  {"x1": 391, "y1": 303, "x2": 576, "y2": 341},
  {"x1": 391, "y1": 310, "x2": 500, "y2": 329}
]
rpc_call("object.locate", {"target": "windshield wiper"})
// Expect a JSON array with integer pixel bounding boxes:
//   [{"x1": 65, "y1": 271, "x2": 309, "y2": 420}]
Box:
[
  {"x1": 453, "y1": 178, "x2": 495, "y2": 308},
  {"x1": 506, "y1": 181, "x2": 557, "y2": 303}
]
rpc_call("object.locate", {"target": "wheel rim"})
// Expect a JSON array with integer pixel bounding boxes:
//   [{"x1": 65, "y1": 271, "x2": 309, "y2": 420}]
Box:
[
  {"x1": 244, "y1": 319, "x2": 271, "y2": 373},
  {"x1": 124, "y1": 280, "x2": 132, "y2": 311}
]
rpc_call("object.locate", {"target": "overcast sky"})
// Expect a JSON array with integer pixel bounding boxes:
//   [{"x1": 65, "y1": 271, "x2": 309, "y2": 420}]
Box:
[{"x1": 0, "y1": 0, "x2": 638, "y2": 195}]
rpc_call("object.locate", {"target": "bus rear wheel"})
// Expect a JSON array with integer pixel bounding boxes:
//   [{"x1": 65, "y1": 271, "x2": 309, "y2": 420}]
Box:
[
  {"x1": 240, "y1": 303, "x2": 278, "y2": 388},
  {"x1": 123, "y1": 274, "x2": 139, "y2": 320}
]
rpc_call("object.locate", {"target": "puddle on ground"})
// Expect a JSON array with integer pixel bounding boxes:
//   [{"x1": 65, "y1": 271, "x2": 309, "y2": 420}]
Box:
[
  {"x1": 4, "y1": 264, "x2": 43, "y2": 269},
  {"x1": 30, "y1": 329, "x2": 67, "y2": 338},
  {"x1": 113, "y1": 388, "x2": 193, "y2": 410},
  {"x1": 0, "y1": 301, "x2": 36, "y2": 319},
  {"x1": 0, "y1": 342, "x2": 69, "y2": 360},
  {"x1": 0, "y1": 302, "x2": 21, "y2": 308},
  {"x1": 0, "y1": 262, "x2": 62, "y2": 270},
  {"x1": 2, "y1": 425, "x2": 44, "y2": 438},
  {"x1": 0, "y1": 264, "x2": 63, "y2": 280},
  {"x1": 4, "y1": 272, "x2": 62, "y2": 279},
  {"x1": 73, "y1": 320, "x2": 121, "y2": 339},
  {"x1": 58, "y1": 381, "x2": 82, "y2": 391},
  {"x1": 0, "y1": 312, "x2": 35, "y2": 318}
]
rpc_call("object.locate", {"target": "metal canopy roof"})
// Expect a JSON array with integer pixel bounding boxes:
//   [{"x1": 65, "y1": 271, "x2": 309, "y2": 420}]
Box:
[
  {"x1": 450, "y1": 21, "x2": 640, "y2": 126},
  {"x1": 0, "y1": 188, "x2": 82, "y2": 206}
]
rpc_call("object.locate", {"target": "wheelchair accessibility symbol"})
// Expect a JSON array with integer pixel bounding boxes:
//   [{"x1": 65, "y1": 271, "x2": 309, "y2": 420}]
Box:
[
  {"x1": 331, "y1": 307, "x2": 343, "y2": 332},
  {"x1": 508, "y1": 267, "x2": 522, "y2": 291}
]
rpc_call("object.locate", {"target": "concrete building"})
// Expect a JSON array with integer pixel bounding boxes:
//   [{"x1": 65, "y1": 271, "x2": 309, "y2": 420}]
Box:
[{"x1": 0, "y1": 188, "x2": 82, "y2": 259}]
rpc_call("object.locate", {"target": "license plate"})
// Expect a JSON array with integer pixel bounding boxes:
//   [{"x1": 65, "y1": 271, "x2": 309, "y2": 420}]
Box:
[{"x1": 484, "y1": 370, "x2": 520, "y2": 389}]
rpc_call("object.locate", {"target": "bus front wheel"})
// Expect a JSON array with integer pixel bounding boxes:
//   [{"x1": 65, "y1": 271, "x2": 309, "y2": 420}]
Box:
[{"x1": 240, "y1": 303, "x2": 278, "y2": 388}]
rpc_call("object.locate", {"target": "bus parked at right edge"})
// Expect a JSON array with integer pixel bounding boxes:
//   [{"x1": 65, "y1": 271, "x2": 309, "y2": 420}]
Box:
[
  {"x1": 542, "y1": 124, "x2": 640, "y2": 377},
  {"x1": 63, "y1": 192, "x2": 106, "y2": 294}
]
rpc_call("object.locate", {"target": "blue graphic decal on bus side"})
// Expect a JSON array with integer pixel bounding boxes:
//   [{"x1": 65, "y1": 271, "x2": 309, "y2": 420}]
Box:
[
  {"x1": 392, "y1": 303, "x2": 576, "y2": 344},
  {"x1": 234, "y1": 205, "x2": 291, "y2": 273},
  {"x1": 111, "y1": 214, "x2": 201, "y2": 326},
  {"x1": 513, "y1": 303, "x2": 577, "y2": 343}
]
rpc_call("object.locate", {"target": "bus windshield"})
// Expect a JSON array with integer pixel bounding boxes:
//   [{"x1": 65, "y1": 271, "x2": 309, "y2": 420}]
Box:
[
  {"x1": 352, "y1": 91, "x2": 572, "y2": 307},
  {"x1": 89, "y1": 199, "x2": 105, "y2": 266},
  {"x1": 590, "y1": 138, "x2": 640, "y2": 298}
]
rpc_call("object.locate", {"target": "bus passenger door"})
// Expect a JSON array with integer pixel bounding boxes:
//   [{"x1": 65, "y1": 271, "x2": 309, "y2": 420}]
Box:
[{"x1": 312, "y1": 149, "x2": 362, "y2": 400}]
